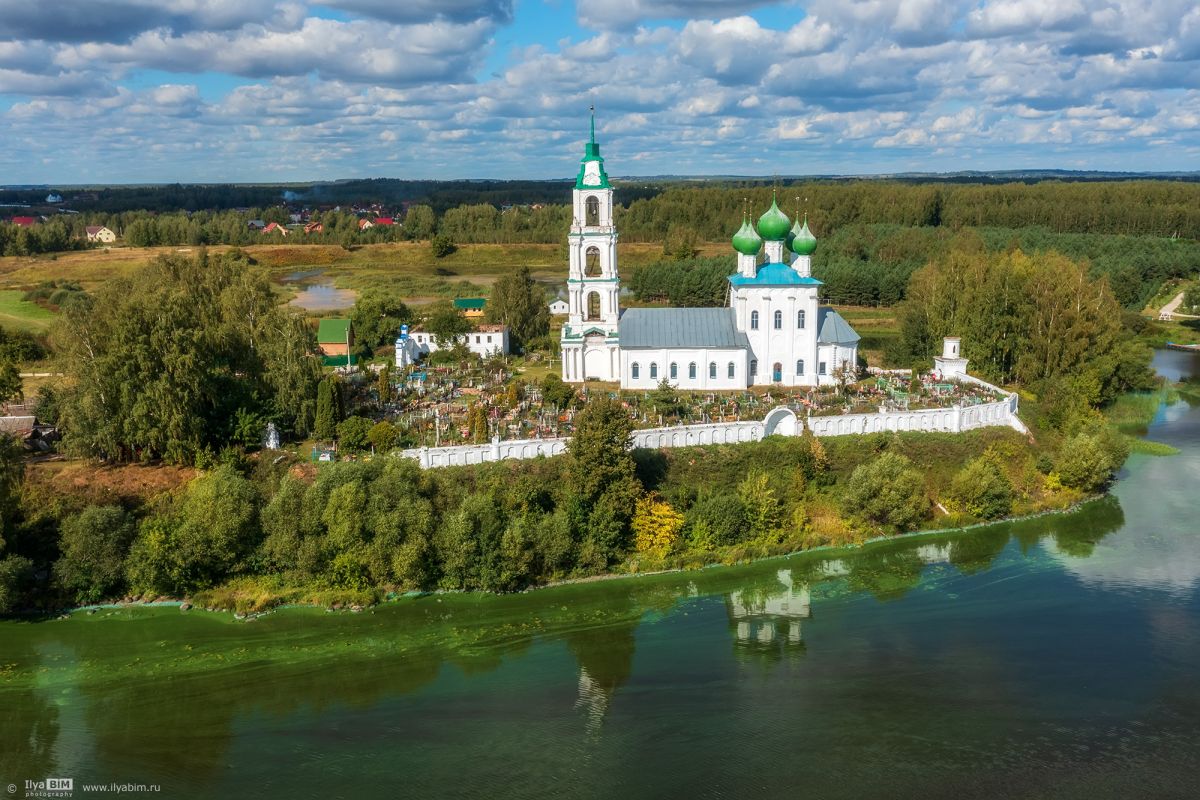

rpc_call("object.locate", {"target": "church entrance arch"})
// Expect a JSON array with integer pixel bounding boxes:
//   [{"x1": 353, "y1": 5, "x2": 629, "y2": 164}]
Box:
[
  {"x1": 583, "y1": 345, "x2": 606, "y2": 380},
  {"x1": 762, "y1": 407, "x2": 798, "y2": 437}
]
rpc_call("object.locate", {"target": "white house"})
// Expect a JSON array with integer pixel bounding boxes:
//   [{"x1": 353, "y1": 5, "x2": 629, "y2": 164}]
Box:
[
  {"x1": 560, "y1": 111, "x2": 858, "y2": 389},
  {"x1": 548, "y1": 298, "x2": 570, "y2": 315},
  {"x1": 396, "y1": 324, "x2": 510, "y2": 367},
  {"x1": 85, "y1": 225, "x2": 116, "y2": 243}
]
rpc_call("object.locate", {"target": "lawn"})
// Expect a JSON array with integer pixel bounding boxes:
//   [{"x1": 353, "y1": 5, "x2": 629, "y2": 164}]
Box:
[{"x1": 0, "y1": 289, "x2": 57, "y2": 332}]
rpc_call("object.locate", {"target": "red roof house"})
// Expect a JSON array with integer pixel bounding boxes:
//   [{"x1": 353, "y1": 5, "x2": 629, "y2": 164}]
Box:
[
  {"x1": 10, "y1": 216, "x2": 36, "y2": 227},
  {"x1": 262, "y1": 222, "x2": 290, "y2": 236},
  {"x1": 374, "y1": 217, "x2": 394, "y2": 226}
]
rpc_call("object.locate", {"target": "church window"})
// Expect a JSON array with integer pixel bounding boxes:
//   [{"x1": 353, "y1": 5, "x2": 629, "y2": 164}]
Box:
[
  {"x1": 584, "y1": 246, "x2": 601, "y2": 277},
  {"x1": 670, "y1": 362, "x2": 678, "y2": 379},
  {"x1": 750, "y1": 311, "x2": 759, "y2": 330},
  {"x1": 796, "y1": 359, "x2": 805, "y2": 375},
  {"x1": 797, "y1": 309, "x2": 806, "y2": 328},
  {"x1": 773, "y1": 310, "x2": 782, "y2": 329},
  {"x1": 689, "y1": 362, "x2": 697, "y2": 379},
  {"x1": 650, "y1": 363, "x2": 658, "y2": 379},
  {"x1": 750, "y1": 359, "x2": 758, "y2": 377},
  {"x1": 818, "y1": 361, "x2": 827, "y2": 375},
  {"x1": 586, "y1": 291, "x2": 601, "y2": 321},
  {"x1": 727, "y1": 362, "x2": 735, "y2": 378},
  {"x1": 585, "y1": 196, "x2": 599, "y2": 226},
  {"x1": 709, "y1": 362, "x2": 717, "y2": 379},
  {"x1": 632, "y1": 362, "x2": 640, "y2": 379},
  {"x1": 772, "y1": 362, "x2": 782, "y2": 382}
]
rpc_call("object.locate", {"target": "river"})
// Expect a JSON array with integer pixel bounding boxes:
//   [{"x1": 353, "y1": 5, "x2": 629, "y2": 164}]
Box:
[{"x1": 1, "y1": 350, "x2": 1198, "y2": 799}]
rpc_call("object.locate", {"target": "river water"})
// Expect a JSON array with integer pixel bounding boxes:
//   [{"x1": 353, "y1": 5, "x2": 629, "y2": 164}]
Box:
[{"x1": 2, "y1": 351, "x2": 1198, "y2": 799}]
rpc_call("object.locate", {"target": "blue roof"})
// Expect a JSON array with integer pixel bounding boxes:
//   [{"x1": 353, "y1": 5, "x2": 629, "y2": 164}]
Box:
[
  {"x1": 619, "y1": 307, "x2": 751, "y2": 350},
  {"x1": 817, "y1": 307, "x2": 861, "y2": 345},
  {"x1": 728, "y1": 262, "x2": 824, "y2": 287}
]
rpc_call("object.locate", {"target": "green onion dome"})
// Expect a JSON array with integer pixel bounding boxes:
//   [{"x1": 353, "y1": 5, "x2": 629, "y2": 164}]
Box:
[
  {"x1": 732, "y1": 214, "x2": 763, "y2": 255},
  {"x1": 790, "y1": 214, "x2": 817, "y2": 256},
  {"x1": 756, "y1": 196, "x2": 792, "y2": 241}
]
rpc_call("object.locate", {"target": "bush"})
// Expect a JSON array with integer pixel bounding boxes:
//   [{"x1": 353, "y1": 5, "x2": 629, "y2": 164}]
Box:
[
  {"x1": 54, "y1": 505, "x2": 137, "y2": 605},
  {"x1": 948, "y1": 455, "x2": 1013, "y2": 520},
  {"x1": 841, "y1": 452, "x2": 928, "y2": 531},
  {"x1": 686, "y1": 492, "x2": 748, "y2": 547},
  {"x1": 336, "y1": 415, "x2": 375, "y2": 452},
  {"x1": 631, "y1": 494, "x2": 684, "y2": 558},
  {"x1": 430, "y1": 234, "x2": 457, "y2": 258},
  {"x1": 1055, "y1": 434, "x2": 1116, "y2": 492},
  {"x1": 367, "y1": 421, "x2": 400, "y2": 452},
  {"x1": 0, "y1": 554, "x2": 33, "y2": 613}
]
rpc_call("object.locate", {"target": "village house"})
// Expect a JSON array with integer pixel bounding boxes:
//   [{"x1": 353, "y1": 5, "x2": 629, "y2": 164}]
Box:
[
  {"x1": 10, "y1": 216, "x2": 37, "y2": 227},
  {"x1": 395, "y1": 323, "x2": 510, "y2": 366},
  {"x1": 85, "y1": 225, "x2": 117, "y2": 243},
  {"x1": 358, "y1": 218, "x2": 375, "y2": 231},
  {"x1": 262, "y1": 222, "x2": 290, "y2": 236},
  {"x1": 453, "y1": 298, "x2": 487, "y2": 319},
  {"x1": 317, "y1": 318, "x2": 353, "y2": 362},
  {"x1": 246, "y1": 219, "x2": 266, "y2": 231},
  {"x1": 548, "y1": 298, "x2": 570, "y2": 315},
  {"x1": 304, "y1": 221, "x2": 324, "y2": 234}
]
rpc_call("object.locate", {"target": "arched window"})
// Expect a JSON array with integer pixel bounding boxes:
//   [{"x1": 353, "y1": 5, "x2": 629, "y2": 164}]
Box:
[
  {"x1": 670, "y1": 362, "x2": 678, "y2": 379},
  {"x1": 585, "y1": 196, "x2": 599, "y2": 226},
  {"x1": 773, "y1": 310, "x2": 783, "y2": 329},
  {"x1": 584, "y1": 246, "x2": 601, "y2": 277},
  {"x1": 750, "y1": 359, "x2": 758, "y2": 377},
  {"x1": 709, "y1": 362, "x2": 717, "y2": 379},
  {"x1": 750, "y1": 310, "x2": 759, "y2": 330},
  {"x1": 688, "y1": 362, "x2": 697, "y2": 379},
  {"x1": 650, "y1": 362, "x2": 658, "y2": 379},
  {"x1": 727, "y1": 361, "x2": 735, "y2": 378},
  {"x1": 631, "y1": 362, "x2": 640, "y2": 380},
  {"x1": 586, "y1": 291, "x2": 601, "y2": 321},
  {"x1": 797, "y1": 309, "x2": 806, "y2": 329},
  {"x1": 796, "y1": 359, "x2": 805, "y2": 375},
  {"x1": 772, "y1": 362, "x2": 783, "y2": 382}
]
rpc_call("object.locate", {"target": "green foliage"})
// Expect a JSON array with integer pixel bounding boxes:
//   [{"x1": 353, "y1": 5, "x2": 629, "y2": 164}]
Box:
[
  {"x1": 0, "y1": 555, "x2": 33, "y2": 613},
  {"x1": 0, "y1": 434, "x2": 24, "y2": 553},
  {"x1": 540, "y1": 373, "x2": 577, "y2": 409},
  {"x1": 54, "y1": 252, "x2": 321, "y2": 462},
  {"x1": 336, "y1": 416, "x2": 374, "y2": 452},
  {"x1": 314, "y1": 375, "x2": 345, "y2": 441},
  {"x1": 425, "y1": 299, "x2": 473, "y2": 345},
  {"x1": 737, "y1": 471, "x2": 781, "y2": 540},
  {"x1": 127, "y1": 465, "x2": 259, "y2": 595},
  {"x1": 948, "y1": 455, "x2": 1013, "y2": 520},
  {"x1": 841, "y1": 452, "x2": 929, "y2": 531},
  {"x1": 486, "y1": 265, "x2": 549, "y2": 349},
  {"x1": 403, "y1": 204, "x2": 436, "y2": 239},
  {"x1": 686, "y1": 492, "x2": 747, "y2": 547},
  {"x1": 430, "y1": 234, "x2": 457, "y2": 258},
  {"x1": 53, "y1": 505, "x2": 137, "y2": 605},
  {"x1": 367, "y1": 421, "x2": 400, "y2": 452},
  {"x1": 352, "y1": 290, "x2": 411, "y2": 355},
  {"x1": 0, "y1": 357, "x2": 20, "y2": 404},
  {"x1": 1055, "y1": 426, "x2": 1129, "y2": 492}
]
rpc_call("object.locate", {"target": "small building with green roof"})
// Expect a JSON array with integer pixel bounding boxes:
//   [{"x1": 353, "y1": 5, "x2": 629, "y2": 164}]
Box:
[
  {"x1": 317, "y1": 318, "x2": 353, "y2": 362},
  {"x1": 453, "y1": 297, "x2": 487, "y2": 318}
]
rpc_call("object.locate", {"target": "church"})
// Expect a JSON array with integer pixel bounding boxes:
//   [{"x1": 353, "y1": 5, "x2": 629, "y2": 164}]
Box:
[{"x1": 560, "y1": 114, "x2": 860, "y2": 390}]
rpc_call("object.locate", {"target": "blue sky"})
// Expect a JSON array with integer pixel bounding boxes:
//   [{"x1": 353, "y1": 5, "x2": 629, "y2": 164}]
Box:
[{"x1": 1, "y1": 0, "x2": 1198, "y2": 183}]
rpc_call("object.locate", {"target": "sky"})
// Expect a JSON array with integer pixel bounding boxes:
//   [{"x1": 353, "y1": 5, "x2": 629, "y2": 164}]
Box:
[{"x1": 1, "y1": 0, "x2": 1199, "y2": 183}]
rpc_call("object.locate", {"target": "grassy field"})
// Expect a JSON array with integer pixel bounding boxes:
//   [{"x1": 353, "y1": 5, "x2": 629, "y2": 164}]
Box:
[
  {"x1": 0, "y1": 289, "x2": 57, "y2": 333},
  {"x1": 838, "y1": 306, "x2": 900, "y2": 364}
]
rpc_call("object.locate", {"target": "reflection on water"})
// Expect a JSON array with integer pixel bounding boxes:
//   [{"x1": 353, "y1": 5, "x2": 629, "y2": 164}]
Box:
[
  {"x1": 287, "y1": 281, "x2": 357, "y2": 311},
  {"x1": 1, "y1": 350, "x2": 1198, "y2": 799}
]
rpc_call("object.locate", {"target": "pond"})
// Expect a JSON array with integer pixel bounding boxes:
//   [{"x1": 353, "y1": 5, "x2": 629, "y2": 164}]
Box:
[
  {"x1": 1, "y1": 349, "x2": 1197, "y2": 799},
  {"x1": 287, "y1": 281, "x2": 357, "y2": 312}
]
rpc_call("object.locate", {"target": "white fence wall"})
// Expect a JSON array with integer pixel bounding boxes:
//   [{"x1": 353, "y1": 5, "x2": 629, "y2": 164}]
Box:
[{"x1": 397, "y1": 380, "x2": 1026, "y2": 469}]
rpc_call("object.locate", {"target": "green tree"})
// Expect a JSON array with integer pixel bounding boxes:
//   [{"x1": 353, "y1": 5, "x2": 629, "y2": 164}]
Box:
[
  {"x1": 54, "y1": 252, "x2": 319, "y2": 462},
  {"x1": 336, "y1": 415, "x2": 374, "y2": 452},
  {"x1": 0, "y1": 357, "x2": 21, "y2": 404},
  {"x1": 403, "y1": 204, "x2": 436, "y2": 240},
  {"x1": 1055, "y1": 433, "x2": 1118, "y2": 492},
  {"x1": 568, "y1": 396, "x2": 638, "y2": 509},
  {"x1": 367, "y1": 420, "x2": 400, "y2": 452},
  {"x1": 540, "y1": 373, "x2": 576, "y2": 409},
  {"x1": 425, "y1": 300, "x2": 473, "y2": 346},
  {"x1": 352, "y1": 291, "x2": 411, "y2": 354},
  {"x1": 53, "y1": 506, "x2": 137, "y2": 605},
  {"x1": 737, "y1": 471, "x2": 782, "y2": 540},
  {"x1": 377, "y1": 363, "x2": 392, "y2": 404},
  {"x1": 314, "y1": 377, "x2": 342, "y2": 441},
  {"x1": 430, "y1": 234, "x2": 457, "y2": 258},
  {"x1": 841, "y1": 452, "x2": 928, "y2": 531},
  {"x1": 486, "y1": 265, "x2": 549, "y2": 349},
  {"x1": 948, "y1": 455, "x2": 1013, "y2": 519}
]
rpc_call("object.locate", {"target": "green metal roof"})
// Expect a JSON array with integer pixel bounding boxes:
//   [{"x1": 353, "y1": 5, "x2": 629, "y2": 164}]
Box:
[
  {"x1": 316, "y1": 318, "x2": 351, "y2": 343},
  {"x1": 453, "y1": 298, "x2": 487, "y2": 310},
  {"x1": 575, "y1": 106, "x2": 612, "y2": 189}
]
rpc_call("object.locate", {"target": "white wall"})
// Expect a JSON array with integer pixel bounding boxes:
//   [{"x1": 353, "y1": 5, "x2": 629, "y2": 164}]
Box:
[
  {"x1": 620, "y1": 347, "x2": 747, "y2": 390},
  {"x1": 395, "y1": 379, "x2": 1026, "y2": 469}
]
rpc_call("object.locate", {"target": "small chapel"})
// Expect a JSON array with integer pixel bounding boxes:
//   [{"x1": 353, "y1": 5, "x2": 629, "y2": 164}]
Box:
[{"x1": 560, "y1": 112, "x2": 860, "y2": 390}]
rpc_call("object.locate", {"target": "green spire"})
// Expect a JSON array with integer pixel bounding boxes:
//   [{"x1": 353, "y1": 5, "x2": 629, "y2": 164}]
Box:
[
  {"x1": 756, "y1": 192, "x2": 791, "y2": 241},
  {"x1": 732, "y1": 212, "x2": 763, "y2": 255},
  {"x1": 790, "y1": 213, "x2": 817, "y2": 256},
  {"x1": 589, "y1": 104, "x2": 595, "y2": 145}
]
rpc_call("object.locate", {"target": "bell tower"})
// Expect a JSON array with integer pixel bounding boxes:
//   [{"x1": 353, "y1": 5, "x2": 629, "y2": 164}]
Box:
[{"x1": 562, "y1": 106, "x2": 621, "y2": 382}]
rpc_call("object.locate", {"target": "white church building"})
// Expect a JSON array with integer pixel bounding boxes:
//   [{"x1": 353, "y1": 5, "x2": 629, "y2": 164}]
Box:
[{"x1": 560, "y1": 114, "x2": 859, "y2": 390}]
